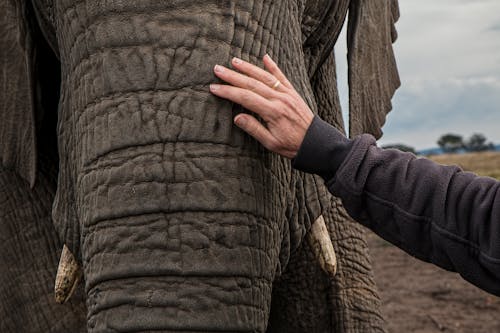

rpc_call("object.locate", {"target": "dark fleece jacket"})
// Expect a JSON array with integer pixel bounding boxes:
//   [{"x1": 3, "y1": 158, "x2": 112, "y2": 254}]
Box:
[{"x1": 293, "y1": 116, "x2": 500, "y2": 296}]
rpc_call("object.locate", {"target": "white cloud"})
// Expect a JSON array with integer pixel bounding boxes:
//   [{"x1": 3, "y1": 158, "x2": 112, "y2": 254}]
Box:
[
  {"x1": 334, "y1": 0, "x2": 500, "y2": 150},
  {"x1": 394, "y1": 0, "x2": 500, "y2": 79},
  {"x1": 379, "y1": 76, "x2": 500, "y2": 149}
]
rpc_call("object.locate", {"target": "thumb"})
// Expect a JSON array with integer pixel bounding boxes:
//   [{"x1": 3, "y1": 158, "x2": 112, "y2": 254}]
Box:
[{"x1": 234, "y1": 115, "x2": 278, "y2": 152}]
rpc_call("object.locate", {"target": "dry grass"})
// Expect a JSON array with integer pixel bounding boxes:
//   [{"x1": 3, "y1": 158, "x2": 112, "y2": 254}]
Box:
[{"x1": 429, "y1": 151, "x2": 500, "y2": 180}]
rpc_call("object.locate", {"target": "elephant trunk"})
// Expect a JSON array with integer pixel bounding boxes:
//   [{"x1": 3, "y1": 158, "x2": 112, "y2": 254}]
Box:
[
  {"x1": 83, "y1": 212, "x2": 275, "y2": 332},
  {"x1": 52, "y1": 2, "x2": 291, "y2": 332}
]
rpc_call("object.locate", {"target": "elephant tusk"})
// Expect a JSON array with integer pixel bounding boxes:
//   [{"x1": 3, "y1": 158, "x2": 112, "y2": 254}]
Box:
[
  {"x1": 307, "y1": 215, "x2": 337, "y2": 277},
  {"x1": 54, "y1": 244, "x2": 82, "y2": 304}
]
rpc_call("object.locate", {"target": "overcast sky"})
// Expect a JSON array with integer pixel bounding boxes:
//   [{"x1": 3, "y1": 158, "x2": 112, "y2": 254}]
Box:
[{"x1": 335, "y1": 0, "x2": 500, "y2": 150}]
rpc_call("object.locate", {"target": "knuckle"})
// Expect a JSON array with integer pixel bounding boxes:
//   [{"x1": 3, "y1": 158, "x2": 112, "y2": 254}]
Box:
[
  {"x1": 267, "y1": 141, "x2": 279, "y2": 152},
  {"x1": 267, "y1": 75, "x2": 278, "y2": 87},
  {"x1": 267, "y1": 101, "x2": 279, "y2": 112},
  {"x1": 246, "y1": 119, "x2": 258, "y2": 134},
  {"x1": 272, "y1": 104, "x2": 286, "y2": 117},
  {"x1": 276, "y1": 92, "x2": 288, "y2": 102},
  {"x1": 276, "y1": 93, "x2": 293, "y2": 109},
  {"x1": 240, "y1": 92, "x2": 251, "y2": 104},
  {"x1": 246, "y1": 79, "x2": 257, "y2": 92},
  {"x1": 283, "y1": 95, "x2": 297, "y2": 109},
  {"x1": 244, "y1": 76, "x2": 252, "y2": 87},
  {"x1": 265, "y1": 140, "x2": 275, "y2": 150}
]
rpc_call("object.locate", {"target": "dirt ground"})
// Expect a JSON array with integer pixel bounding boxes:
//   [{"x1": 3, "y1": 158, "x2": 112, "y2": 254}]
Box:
[
  {"x1": 367, "y1": 232, "x2": 500, "y2": 332},
  {"x1": 429, "y1": 151, "x2": 500, "y2": 180}
]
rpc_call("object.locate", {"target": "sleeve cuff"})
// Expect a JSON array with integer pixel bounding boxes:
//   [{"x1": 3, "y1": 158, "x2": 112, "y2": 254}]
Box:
[{"x1": 291, "y1": 115, "x2": 353, "y2": 181}]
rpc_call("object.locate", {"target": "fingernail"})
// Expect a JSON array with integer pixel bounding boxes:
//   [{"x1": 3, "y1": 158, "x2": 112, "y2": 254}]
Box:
[
  {"x1": 232, "y1": 57, "x2": 242, "y2": 65},
  {"x1": 264, "y1": 54, "x2": 272, "y2": 61},
  {"x1": 235, "y1": 115, "x2": 246, "y2": 126},
  {"x1": 214, "y1": 65, "x2": 224, "y2": 73},
  {"x1": 210, "y1": 84, "x2": 220, "y2": 91}
]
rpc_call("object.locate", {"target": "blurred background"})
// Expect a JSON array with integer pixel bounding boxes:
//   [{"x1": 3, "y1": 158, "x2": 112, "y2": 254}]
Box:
[{"x1": 336, "y1": 0, "x2": 500, "y2": 154}]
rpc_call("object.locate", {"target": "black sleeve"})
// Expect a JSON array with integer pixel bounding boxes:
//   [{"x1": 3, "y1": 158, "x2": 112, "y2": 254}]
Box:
[{"x1": 293, "y1": 116, "x2": 500, "y2": 296}]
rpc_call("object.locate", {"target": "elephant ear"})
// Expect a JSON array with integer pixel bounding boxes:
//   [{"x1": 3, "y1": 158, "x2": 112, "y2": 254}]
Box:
[
  {"x1": 0, "y1": 1, "x2": 37, "y2": 187},
  {"x1": 347, "y1": 0, "x2": 401, "y2": 138},
  {"x1": 301, "y1": 0, "x2": 350, "y2": 78}
]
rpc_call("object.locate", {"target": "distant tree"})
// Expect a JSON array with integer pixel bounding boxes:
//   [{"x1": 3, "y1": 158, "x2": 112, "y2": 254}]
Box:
[
  {"x1": 465, "y1": 133, "x2": 494, "y2": 152},
  {"x1": 382, "y1": 144, "x2": 416, "y2": 154},
  {"x1": 437, "y1": 134, "x2": 464, "y2": 153}
]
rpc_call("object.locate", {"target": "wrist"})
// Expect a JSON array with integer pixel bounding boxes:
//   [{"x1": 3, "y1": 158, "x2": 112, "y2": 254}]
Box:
[{"x1": 291, "y1": 116, "x2": 353, "y2": 181}]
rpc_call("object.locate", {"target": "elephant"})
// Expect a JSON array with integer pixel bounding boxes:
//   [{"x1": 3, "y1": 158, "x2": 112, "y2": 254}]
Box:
[{"x1": 0, "y1": 0, "x2": 400, "y2": 332}]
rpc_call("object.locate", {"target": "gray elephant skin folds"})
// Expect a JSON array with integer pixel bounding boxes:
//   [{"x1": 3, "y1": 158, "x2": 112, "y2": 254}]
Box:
[{"x1": 0, "y1": 0, "x2": 400, "y2": 332}]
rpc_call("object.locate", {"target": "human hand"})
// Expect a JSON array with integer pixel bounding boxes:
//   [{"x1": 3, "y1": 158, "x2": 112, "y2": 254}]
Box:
[{"x1": 210, "y1": 55, "x2": 314, "y2": 159}]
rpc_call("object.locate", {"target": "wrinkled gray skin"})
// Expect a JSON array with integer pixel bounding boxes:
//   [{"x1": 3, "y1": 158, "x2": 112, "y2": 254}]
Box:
[{"x1": 0, "y1": 0, "x2": 400, "y2": 332}]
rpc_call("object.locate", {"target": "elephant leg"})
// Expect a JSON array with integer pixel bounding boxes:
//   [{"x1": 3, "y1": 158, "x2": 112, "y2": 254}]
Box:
[
  {"x1": 0, "y1": 160, "x2": 86, "y2": 333},
  {"x1": 324, "y1": 197, "x2": 386, "y2": 332},
  {"x1": 267, "y1": 196, "x2": 385, "y2": 333},
  {"x1": 267, "y1": 232, "x2": 334, "y2": 333}
]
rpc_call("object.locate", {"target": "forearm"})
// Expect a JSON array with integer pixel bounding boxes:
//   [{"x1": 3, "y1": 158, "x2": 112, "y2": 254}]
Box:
[{"x1": 293, "y1": 116, "x2": 500, "y2": 295}]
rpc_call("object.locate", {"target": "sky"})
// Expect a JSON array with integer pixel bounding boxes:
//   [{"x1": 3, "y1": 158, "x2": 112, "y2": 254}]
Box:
[{"x1": 335, "y1": 0, "x2": 500, "y2": 150}]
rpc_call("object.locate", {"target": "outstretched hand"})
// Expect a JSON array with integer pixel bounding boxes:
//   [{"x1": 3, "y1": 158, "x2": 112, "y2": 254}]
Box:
[{"x1": 210, "y1": 55, "x2": 314, "y2": 159}]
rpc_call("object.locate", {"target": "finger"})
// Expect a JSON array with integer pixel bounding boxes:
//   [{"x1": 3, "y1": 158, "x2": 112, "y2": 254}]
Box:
[
  {"x1": 213, "y1": 65, "x2": 278, "y2": 99},
  {"x1": 231, "y1": 57, "x2": 287, "y2": 92},
  {"x1": 210, "y1": 84, "x2": 275, "y2": 120},
  {"x1": 234, "y1": 114, "x2": 278, "y2": 152},
  {"x1": 263, "y1": 54, "x2": 293, "y2": 89}
]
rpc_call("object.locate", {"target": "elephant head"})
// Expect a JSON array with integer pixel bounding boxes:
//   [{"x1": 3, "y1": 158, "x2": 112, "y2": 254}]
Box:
[{"x1": 0, "y1": 0, "x2": 399, "y2": 332}]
